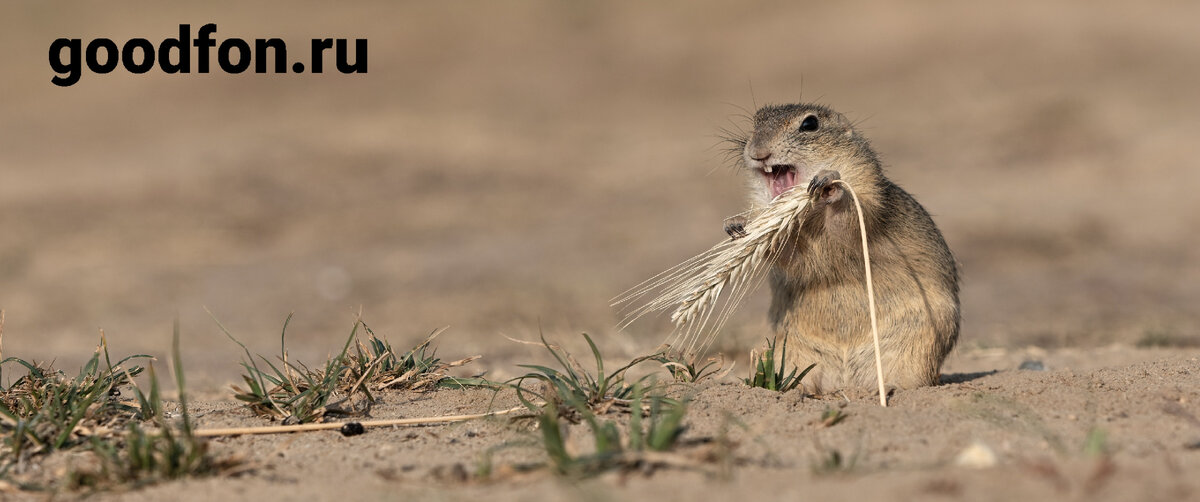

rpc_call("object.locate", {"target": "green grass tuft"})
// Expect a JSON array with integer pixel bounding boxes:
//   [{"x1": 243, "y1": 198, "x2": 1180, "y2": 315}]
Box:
[
  {"x1": 744, "y1": 336, "x2": 814, "y2": 392},
  {"x1": 535, "y1": 382, "x2": 689, "y2": 477},
  {"x1": 509, "y1": 332, "x2": 660, "y2": 417},
  {"x1": 652, "y1": 352, "x2": 728, "y2": 383},
  {"x1": 344, "y1": 323, "x2": 491, "y2": 395},
  {"x1": 76, "y1": 321, "x2": 242, "y2": 490},
  {"x1": 0, "y1": 335, "x2": 150, "y2": 462},
  {"x1": 212, "y1": 311, "x2": 489, "y2": 423},
  {"x1": 499, "y1": 334, "x2": 696, "y2": 478},
  {"x1": 217, "y1": 312, "x2": 355, "y2": 424},
  {"x1": 1, "y1": 322, "x2": 240, "y2": 492}
]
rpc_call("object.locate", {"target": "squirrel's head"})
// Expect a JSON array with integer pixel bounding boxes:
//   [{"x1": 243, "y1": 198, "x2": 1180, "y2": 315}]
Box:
[{"x1": 734, "y1": 103, "x2": 879, "y2": 203}]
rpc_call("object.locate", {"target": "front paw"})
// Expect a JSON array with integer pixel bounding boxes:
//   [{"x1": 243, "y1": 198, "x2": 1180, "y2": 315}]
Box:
[
  {"x1": 807, "y1": 170, "x2": 844, "y2": 204},
  {"x1": 723, "y1": 216, "x2": 748, "y2": 240}
]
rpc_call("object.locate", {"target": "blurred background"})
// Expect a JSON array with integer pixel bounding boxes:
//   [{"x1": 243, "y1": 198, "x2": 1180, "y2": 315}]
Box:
[{"x1": 2, "y1": 1, "x2": 1198, "y2": 390}]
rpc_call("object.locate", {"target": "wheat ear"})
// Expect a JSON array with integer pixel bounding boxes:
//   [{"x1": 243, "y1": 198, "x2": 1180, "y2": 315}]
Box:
[
  {"x1": 615, "y1": 179, "x2": 887, "y2": 407},
  {"x1": 831, "y1": 180, "x2": 886, "y2": 407},
  {"x1": 613, "y1": 186, "x2": 810, "y2": 356}
]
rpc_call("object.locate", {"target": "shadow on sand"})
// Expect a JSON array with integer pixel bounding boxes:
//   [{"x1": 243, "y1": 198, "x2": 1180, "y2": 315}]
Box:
[{"x1": 939, "y1": 370, "x2": 999, "y2": 385}]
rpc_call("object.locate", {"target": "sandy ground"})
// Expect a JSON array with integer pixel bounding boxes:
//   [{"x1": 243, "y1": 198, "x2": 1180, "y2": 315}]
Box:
[
  {"x1": 116, "y1": 349, "x2": 1200, "y2": 502},
  {"x1": 2, "y1": 1, "x2": 1200, "y2": 500}
]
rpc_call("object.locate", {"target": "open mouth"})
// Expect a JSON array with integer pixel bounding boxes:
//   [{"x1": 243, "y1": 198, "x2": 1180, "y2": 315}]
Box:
[{"x1": 762, "y1": 164, "x2": 798, "y2": 199}]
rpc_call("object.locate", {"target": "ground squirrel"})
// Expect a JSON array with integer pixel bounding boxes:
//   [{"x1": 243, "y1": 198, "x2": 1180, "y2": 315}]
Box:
[{"x1": 728, "y1": 103, "x2": 960, "y2": 393}]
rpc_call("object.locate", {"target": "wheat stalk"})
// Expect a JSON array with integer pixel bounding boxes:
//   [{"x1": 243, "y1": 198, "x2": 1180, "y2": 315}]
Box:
[
  {"x1": 831, "y1": 180, "x2": 887, "y2": 407},
  {"x1": 613, "y1": 186, "x2": 811, "y2": 356}
]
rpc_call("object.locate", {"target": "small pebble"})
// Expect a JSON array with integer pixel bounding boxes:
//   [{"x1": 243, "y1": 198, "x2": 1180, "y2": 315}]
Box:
[
  {"x1": 955, "y1": 440, "x2": 997, "y2": 469},
  {"x1": 1018, "y1": 360, "x2": 1045, "y2": 371},
  {"x1": 1185, "y1": 439, "x2": 1200, "y2": 450},
  {"x1": 340, "y1": 422, "x2": 365, "y2": 436}
]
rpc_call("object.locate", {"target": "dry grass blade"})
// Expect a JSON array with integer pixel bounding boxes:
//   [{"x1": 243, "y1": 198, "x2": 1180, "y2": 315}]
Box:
[
  {"x1": 373, "y1": 355, "x2": 481, "y2": 391},
  {"x1": 830, "y1": 180, "x2": 887, "y2": 407},
  {"x1": 192, "y1": 406, "x2": 528, "y2": 437},
  {"x1": 614, "y1": 187, "x2": 811, "y2": 356}
]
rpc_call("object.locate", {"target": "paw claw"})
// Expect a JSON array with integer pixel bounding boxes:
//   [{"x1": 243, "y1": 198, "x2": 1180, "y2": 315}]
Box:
[
  {"x1": 807, "y1": 170, "x2": 843, "y2": 204},
  {"x1": 724, "y1": 216, "x2": 748, "y2": 240}
]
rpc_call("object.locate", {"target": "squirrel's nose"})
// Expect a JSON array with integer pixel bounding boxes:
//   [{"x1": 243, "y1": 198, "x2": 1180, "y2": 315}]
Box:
[{"x1": 749, "y1": 148, "x2": 772, "y2": 162}]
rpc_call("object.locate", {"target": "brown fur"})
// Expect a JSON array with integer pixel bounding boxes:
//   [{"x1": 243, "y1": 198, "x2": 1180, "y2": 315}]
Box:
[{"x1": 730, "y1": 103, "x2": 960, "y2": 393}]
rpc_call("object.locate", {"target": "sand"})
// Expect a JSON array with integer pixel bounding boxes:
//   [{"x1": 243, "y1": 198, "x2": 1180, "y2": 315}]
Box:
[{"x1": 2, "y1": 1, "x2": 1199, "y2": 500}]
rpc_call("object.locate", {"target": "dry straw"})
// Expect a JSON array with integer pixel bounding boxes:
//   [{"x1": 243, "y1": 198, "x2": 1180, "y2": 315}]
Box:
[
  {"x1": 193, "y1": 405, "x2": 527, "y2": 437},
  {"x1": 615, "y1": 181, "x2": 887, "y2": 406},
  {"x1": 831, "y1": 180, "x2": 886, "y2": 407}
]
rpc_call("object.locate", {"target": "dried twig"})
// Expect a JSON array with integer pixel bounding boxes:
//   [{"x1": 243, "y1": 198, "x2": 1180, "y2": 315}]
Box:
[{"x1": 193, "y1": 405, "x2": 527, "y2": 437}]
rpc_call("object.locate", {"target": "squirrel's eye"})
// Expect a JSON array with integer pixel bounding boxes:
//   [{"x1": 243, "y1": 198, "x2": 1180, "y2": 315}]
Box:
[{"x1": 799, "y1": 115, "x2": 819, "y2": 131}]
